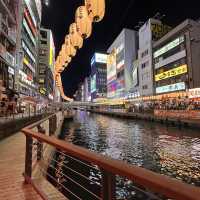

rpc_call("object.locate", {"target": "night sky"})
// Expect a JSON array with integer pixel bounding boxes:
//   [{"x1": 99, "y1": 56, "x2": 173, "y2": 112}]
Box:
[{"x1": 41, "y1": 0, "x2": 200, "y2": 97}]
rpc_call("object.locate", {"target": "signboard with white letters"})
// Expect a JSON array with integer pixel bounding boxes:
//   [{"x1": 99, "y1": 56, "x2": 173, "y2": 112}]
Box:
[{"x1": 156, "y1": 82, "x2": 185, "y2": 94}]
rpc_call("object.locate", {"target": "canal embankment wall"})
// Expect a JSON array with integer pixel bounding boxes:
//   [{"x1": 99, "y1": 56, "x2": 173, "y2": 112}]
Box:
[
  {"x1": 0, "y1": 114, "x2": 51, "y2": 140},
  {"x1": 87, "y1": 109, "x2": 200, "y2": 129}
]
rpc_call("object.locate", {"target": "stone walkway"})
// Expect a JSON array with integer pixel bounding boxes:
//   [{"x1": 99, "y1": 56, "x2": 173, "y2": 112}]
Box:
[{"x1": 0, "y1": 132, "x2": 42, "y2": 200}]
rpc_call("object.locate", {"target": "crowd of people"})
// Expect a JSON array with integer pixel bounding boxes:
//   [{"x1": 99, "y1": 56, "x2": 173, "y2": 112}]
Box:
[{"x1": 128, "y1": 98, "x2": 200, "y2": 113}]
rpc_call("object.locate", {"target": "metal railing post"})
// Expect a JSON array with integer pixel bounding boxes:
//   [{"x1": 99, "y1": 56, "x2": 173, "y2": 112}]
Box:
[
  {"x1": 24, "y1": 135, "x2": 33, "y2": 183},
  {"x1": 101, "y1": 170, "x2": 115, "y2": 200},
  {"x1": 49, "y1": 115, "x2": 57, "y2": 136},
  {"x1": 37, "y1": 125, "x2": 45, "y2": 161}
]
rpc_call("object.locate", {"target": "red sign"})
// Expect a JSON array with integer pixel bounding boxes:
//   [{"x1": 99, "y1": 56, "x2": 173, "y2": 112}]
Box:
[
  {"x1": 24, "y1": 8, "x2": 37, "y2": 36},
  {"x1": 27, "y1": 74, "x2": 33, "y2": 81}
]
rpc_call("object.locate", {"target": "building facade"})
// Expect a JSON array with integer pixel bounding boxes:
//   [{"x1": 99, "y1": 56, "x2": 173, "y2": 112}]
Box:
[
  {"x1": 83, "y1": 77, "x2": 91, "y2": 102},
  {"x1": 0, "y1": 0, "x2": 20, "y2": 100},
  {"x1": 138, "y1": 18, "x2": 171, "y2": 97},
  {"x1": 18, "y1": 0, "x2": 42, "y2": 98},
  {"x1": 38, "y1": 28, "x2": 55, "y2": 100},
  {"x1": 153, "y1": 19, "x2": 200, "y2": 95},
  {"x1": 107, "y1": 28, "x2": 138, "y2": 99},
  {"x1": 90, "y1": 53, "x2": 107, "y2": 102}
]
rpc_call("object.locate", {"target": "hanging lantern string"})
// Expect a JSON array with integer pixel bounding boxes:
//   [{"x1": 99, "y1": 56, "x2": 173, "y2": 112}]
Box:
[{"x1": 54, "y1": 0, "x2": 105, "y2": 102}]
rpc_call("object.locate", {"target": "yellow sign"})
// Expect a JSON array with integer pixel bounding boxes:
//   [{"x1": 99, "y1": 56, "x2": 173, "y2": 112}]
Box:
[
  {"x1": 39, "y1": 79, "x2": 45, "y2": 83},
  {"x1": 155, "y1": 64, "x2": 187, "y2": 82},
  {"x1": 39, "y1": 88, "x2": 46, "y2": 95},
  {"x1": 23, "y1": 58, "x2": 29, "y2": 66},
  {"x1": 49, "y1": 46, "x2": 53, "y2": 66}
]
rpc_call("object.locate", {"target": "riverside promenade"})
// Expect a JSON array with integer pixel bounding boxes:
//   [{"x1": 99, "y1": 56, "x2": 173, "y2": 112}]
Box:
[{"x1": 0, "y1": 132, "x2": 42, "y2": 200}]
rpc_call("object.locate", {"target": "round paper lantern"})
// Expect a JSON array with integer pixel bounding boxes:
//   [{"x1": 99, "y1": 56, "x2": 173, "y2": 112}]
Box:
[
  {"x1": 75, "y1": 6, "x2": 92, "y2": 39},
  {"x1": 85, "y1": 0, "x2": 105, "y2": 22},
  {"x1": 65, "y1": 35, "x2": 76, "y2": 57},
  {"x1": 69, "y1": 23, "x2": 83, "y2": 49},
  {"x1": 64, "y1": 54, "x2": 72, "y2": 65}
]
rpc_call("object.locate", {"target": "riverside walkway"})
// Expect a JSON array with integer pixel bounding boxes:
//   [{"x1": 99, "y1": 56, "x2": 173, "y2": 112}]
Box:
[
  {"x1": 0, "y1": 111, "x2": 200, "y2": 200},
  {"x1": 0, "y1": 132, "x2": 42, "y2": 200}
]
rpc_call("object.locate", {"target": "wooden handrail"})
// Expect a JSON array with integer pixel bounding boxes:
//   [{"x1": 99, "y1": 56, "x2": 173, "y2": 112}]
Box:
[
  {"x1": 24, "y1": 112, "x2": 60, "y2": 129},
  {"x1": 22, "y1": 127, "x2": 200, "y2": 200}
]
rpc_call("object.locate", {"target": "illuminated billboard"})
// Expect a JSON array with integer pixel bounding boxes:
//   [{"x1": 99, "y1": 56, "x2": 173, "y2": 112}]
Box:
[
  {"x1": 151, "y1": 22, "x2": 171, "y2": 41},
  {"x1": 132, "y1": 67, "x2": 138, "y2": 87},
  {"x1": 107, "y1": 80, "x2": 117, "y2": 98},
  {"x1": 154, "y1": 36, "x2": 184, "y2": 58},
  {"x1": 49, "y1": 31, "x2": 55, "y2": 69},
  {"x1": 95, "y1": 53, "x2": 107, "y2": 63},
  {"x1": 107, "y1": 50, "x2": 116, "y2": 83},
  {"x1": 155, "y1": 64, "x2": 187, "y2": 82},
  {"x1": 91, "y1": 74, "x2": 96, "y2": 93},
  {"x1": 156, "y1": 82, "x2": 185, "y2": 94}
]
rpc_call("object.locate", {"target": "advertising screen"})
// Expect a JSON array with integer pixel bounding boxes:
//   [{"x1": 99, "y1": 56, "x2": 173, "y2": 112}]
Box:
[
  {"x1": 107, "y1": 80, "x2": 117, "y2": 98},
  {"x1": 107, "y1": 50, "x2": 116, "y2": 83},
  {"x1": 132, "y1": 67, "x2": 138, "y2": 87},
  {"x1": 95, "y1": 53, "x2": 107, "y2": 63},
  {"x1": 91, "y1": 74, "x2": 96, "y2": 93}
]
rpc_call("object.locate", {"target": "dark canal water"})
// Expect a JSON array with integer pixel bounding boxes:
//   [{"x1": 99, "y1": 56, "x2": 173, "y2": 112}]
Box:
[{"x1": 48, "y1": 110, "x2": 200, "y2": 199}]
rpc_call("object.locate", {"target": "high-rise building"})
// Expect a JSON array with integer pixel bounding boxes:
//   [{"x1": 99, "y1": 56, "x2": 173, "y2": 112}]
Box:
[
  {"x1": 90, "y1": 53, "x2": 107, "y2": 102},
  {"x1": 38, "y1": 28, "x2": 55, "y2": 101},
  {"x1": 83, "y1": 77, "x2": 91, "y2": 102},
  {"x1": 0, "y1": 0, "x2": 20, "y2": 100},
  {"x1": 17, "y1": 0, "x2": 42, "y2": 99},
  {"x1": 153, "y1": 19, "x2": 200, "y2": 94},
  {"x1": 75, "y1": 83, "x2": 84, "y2": 101},
  {"x1": 107, "y1": 28, "x2": 138, "y2": 99},
  {"x1": 138, "y1": 18, "x2": 171, "y2": 96}
]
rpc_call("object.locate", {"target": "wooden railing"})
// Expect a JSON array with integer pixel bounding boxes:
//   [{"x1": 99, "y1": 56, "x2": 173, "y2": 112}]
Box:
[{"x1": 22, "y1": 113, "x2": 200, "y2": 200}]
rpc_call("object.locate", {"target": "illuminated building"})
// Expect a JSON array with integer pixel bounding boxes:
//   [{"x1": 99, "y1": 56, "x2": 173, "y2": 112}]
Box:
[
  {"x1": 38, "y1": 28, "x2": 55, "y2": 100},
  {"x1": 18, "y1": 0, "x2": 42, "y2": 98},
  {"x1": 138, "y1": 18, "x2": 171, "y2": 97},
  {"x1": 153, "y1": 19, "x2": 200, "y2": 94},
  {"x1": 75, "y1": 83, "x2": 84, "y2": 101},
  {"x1": 90, "y1": 52, "x2": 107, "y2": 102},
  {"x1": 83, "y1": 77, "x2": 91, "y2": 102},
  {"x1": 107, "y1": 29, "x2": 138, "y2": 99},
  {"x1": 0, "y1": 0, "x2": 21, "y2": 100}
]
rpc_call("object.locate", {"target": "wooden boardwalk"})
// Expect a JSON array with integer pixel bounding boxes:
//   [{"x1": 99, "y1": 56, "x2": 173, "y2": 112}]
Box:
[{"x1": 0, "y1": 132, "x2": 42, "y2": 200}]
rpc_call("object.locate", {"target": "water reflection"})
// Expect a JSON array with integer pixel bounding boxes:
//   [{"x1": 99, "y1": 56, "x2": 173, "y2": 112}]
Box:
[
  {"x1": 60, "y1": 111, "x2": 200, "y2": 184},
  {"x1": 52, "y1": 110, "x2": 200, "y2": 199}
]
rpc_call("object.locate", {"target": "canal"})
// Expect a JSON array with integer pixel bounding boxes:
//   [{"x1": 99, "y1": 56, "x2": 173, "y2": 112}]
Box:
[{"x1": 49, "y1": 110, "x2": 200, "y2": 199}]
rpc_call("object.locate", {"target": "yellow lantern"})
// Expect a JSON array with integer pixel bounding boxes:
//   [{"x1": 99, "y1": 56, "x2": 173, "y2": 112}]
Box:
[
  {"x1": 69, "y1": 23, "x2": 83, "y2": 49},
  {"x1": 85, "y1": 0, "x2": 105, "y2": 22},
  {"x1": 75, "y1": 6, "x2": 92, "y2": 39},
  {"x1": 64, "y1": 53, "x2": 72, "y2": 66},
  {"x1": 65, "y1": 35, "x2": 76, "y2": 57}
]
